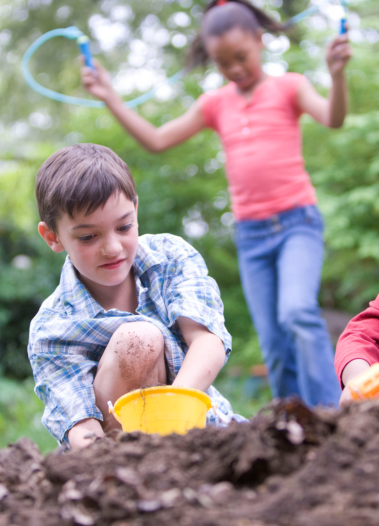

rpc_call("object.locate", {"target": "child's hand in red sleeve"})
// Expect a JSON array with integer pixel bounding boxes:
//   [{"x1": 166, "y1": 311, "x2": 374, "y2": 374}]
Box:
[{"x1": 339, "y1": 358, "x2": 370, "y2": 407}]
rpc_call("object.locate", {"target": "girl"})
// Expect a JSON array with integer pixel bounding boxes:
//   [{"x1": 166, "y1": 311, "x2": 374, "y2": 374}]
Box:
[{"x1": 81, "y1": 0, "x2": 352, "y2": 407}]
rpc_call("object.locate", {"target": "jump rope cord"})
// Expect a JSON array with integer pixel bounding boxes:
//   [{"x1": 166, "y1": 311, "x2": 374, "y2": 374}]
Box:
[{"x1": 21, "y1": 0, "x2": 349, "y2": 109}]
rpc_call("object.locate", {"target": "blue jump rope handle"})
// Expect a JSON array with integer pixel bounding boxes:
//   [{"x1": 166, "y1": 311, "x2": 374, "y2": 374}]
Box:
[
  {"x1": 340, "y1": 18, "x2": 347, "y2": 34},
  {"x1": 77, "y1": 35, "x2": 95, "y2": 69}
]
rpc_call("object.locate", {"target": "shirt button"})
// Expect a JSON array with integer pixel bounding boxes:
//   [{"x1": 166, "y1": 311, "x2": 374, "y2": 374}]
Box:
[
  {"x1": 241, "y1": 117, "x2": 248, "y2": 125},
  {"x1": 242, "y1": 127, "x2": 250, "y2": 135}
]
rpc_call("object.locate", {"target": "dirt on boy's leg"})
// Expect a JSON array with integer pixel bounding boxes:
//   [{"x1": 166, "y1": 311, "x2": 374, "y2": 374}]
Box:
[{"x1": 93, "y1": 321, "x2": 166, "y2": 433}]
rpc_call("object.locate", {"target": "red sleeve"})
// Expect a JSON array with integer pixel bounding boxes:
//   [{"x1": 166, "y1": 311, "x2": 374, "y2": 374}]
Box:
[
  {"x1": 199, "y1": 90, "x2": 221, "y2": 132},
  {"x1": 279, "y1": 73, "x2": 307, "y2": 117},
  {"x1": 335, "y1": 294, "x2": 379, "y2": 387}
]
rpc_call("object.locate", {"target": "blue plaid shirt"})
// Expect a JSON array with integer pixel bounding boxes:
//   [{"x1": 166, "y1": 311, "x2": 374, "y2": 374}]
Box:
[{"x1": 28, "y1": 233, "x2": 238, "y2": 447}]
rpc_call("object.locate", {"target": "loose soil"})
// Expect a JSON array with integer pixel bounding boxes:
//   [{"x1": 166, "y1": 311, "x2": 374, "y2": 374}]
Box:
[{"x1": 1, "y1": 398, "x2": 379, "y2": 526}]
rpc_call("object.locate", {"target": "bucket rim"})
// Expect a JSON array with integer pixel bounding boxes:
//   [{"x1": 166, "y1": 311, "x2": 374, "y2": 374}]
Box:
[{"x1": 113, "y1": 385, "x2": 212, "y2": 416}]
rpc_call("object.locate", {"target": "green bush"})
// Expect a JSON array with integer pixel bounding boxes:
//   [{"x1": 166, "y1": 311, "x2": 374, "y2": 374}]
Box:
[{"x1": 0, "y1": 224, "x2": 64, "y2": 379}]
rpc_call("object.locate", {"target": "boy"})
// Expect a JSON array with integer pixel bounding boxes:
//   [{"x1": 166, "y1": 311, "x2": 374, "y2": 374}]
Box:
[
  {"x1": 335, "y1": 295, "x2": 379, "y2": 406},
  {"x1": 28, "y1": 143, "x2": 242, "y2": 450}
]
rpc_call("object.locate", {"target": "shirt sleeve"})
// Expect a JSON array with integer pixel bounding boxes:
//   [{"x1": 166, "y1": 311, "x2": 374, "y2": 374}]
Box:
[
  {"x1": 28, "y1": 315, "x2": 104, "y2": 448},
  {"x1": 280, "y1": 73, "x2": 307, "y2": 117},
  {"x1": 199, "y1": 90, "x2": 221, "y2": 132},
  {"x1": 162, "y1": 238, "x2": 232, "y2": 359},
  {"x1": 335, "y1": 295, "x2": 379, "y2": 387}
]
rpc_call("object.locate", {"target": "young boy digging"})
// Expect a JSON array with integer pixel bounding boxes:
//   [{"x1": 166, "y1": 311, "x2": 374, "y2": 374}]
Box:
[{"x1": 28, "y1": 143, "x2": 242, "y2": 450}]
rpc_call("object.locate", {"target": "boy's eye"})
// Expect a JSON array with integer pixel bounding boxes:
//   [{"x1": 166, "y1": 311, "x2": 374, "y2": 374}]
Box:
[
  {"x1": 118, "y1": 224, "x2": 133, "y2": 232},
  {"x1": 78, "y1": 234, "x2": 95, "y2": 242}
]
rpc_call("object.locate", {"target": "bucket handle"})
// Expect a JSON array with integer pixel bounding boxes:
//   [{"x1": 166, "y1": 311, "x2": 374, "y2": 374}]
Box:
[
  {"x1": 212, "y1": 403, "x2": 232, "y2": 425},
  {"x1": 107, "y1": 401, "x2": 122, "y2": 424}
]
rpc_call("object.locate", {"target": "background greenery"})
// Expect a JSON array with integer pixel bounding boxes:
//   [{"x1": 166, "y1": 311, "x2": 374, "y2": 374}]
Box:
[{"x1": 0, "y1": 0, "x2": 379, "y2": 452}]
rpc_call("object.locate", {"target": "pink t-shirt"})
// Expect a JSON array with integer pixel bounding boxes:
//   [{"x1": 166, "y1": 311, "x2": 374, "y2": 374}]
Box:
[{"x1": 199, "y1": 73, "x2": 317, "y2": 220}]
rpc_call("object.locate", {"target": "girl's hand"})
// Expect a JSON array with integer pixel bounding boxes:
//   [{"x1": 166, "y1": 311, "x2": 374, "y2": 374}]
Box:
[
  {"x1": 326, "y1": 34, "x2": 352, "y2": 78},
  {"x1": 81, "y1": 59, "x2": 114, "y2": 102}
]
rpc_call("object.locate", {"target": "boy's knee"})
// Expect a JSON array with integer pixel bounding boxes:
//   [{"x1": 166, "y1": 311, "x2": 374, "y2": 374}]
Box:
[{"x1": 110, "y1": 322, "x2": 164, "y2": 363}]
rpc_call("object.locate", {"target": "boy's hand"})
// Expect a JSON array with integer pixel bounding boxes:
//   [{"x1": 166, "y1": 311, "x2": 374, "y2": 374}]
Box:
[
  {"x1": 339, "y1": 358, "x2": 371, "y2": 407},
  {"x1": 81, "y1": 59, "x2": 114, "y2": 103},
  {"x1": 326, "y1": 34, "x2": 352, "y2": 78},
  {"x1": 67, "y1": 418, "x2": 105, "y2": 449}
]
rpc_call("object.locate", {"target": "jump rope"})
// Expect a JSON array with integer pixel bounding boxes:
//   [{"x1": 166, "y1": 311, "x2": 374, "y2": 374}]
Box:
[{"x1": 21, "y1": 0, "x2": 349, "y2": 109}]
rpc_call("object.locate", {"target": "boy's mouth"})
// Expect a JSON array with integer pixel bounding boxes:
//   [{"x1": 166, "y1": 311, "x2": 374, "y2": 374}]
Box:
[{"x1": 99, "y1": 258, "x2": 126, "y2": 270}]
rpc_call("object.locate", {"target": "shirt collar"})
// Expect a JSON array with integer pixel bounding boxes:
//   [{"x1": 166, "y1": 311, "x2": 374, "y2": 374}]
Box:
[
  {"x1": 59, "y1": 236, "x2": 167, "y2": 315},
  {"x1": 132, "y1": 235, "x2": 167, "y2": 278}
]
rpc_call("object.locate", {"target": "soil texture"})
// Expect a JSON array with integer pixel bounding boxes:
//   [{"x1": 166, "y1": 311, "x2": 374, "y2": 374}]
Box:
[{"x1": 1, "y1": 398, "x2": 379, "y2": 526}]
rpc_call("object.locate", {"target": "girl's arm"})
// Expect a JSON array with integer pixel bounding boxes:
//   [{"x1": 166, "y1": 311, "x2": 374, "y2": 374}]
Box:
[
  {"x1": 296, "y1": 34, "x2": 352, "y2": 128},
  {"x1": 172, "y1": 317, "x2": 225, "y2": 392},
  {"x1": 81, "y1": 62, "x2": 206, "y2": 153}
]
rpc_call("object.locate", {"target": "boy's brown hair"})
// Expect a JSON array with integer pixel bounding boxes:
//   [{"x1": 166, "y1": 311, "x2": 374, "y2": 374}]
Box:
[{"x1": 36, "y1": 143, "x2": 138, "y2": 232}]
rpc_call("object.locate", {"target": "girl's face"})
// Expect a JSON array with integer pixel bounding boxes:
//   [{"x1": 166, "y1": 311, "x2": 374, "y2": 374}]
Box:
[{"x1": 205, "y1": 27, "x2": 264, "y2": 92}]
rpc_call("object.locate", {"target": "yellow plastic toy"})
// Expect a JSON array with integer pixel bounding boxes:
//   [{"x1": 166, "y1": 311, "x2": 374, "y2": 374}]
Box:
[
  {"x1": 107, "y1": 386, "x2": 212, "y2": 436},
  {"x1": 347, "y1": 363, "x2": 379, "y2": 401}
]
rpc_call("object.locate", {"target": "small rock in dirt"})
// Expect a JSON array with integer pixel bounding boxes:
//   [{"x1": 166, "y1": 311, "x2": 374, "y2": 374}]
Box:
[
  {"x1": 115, "y1": 466, "x2": 141, "y2": 486},
  {"x1": 0, "y1": 484, "x2": 8, "y2": 501},
  {"x1": 137, "y1": 500, "x2": 161, "y2": 513},
  {"x1": 160, "y1": 488, "x2": 182, "y2": 508},
  {"x1": 183, "y1": 487, "x2": 197, "y2": 503},
  {"x1": 61, "y1": 504, "x2": 95, "y2": 525},
  {"x1": 209, "y1": 481, "x2": 233, "y2": 504}
]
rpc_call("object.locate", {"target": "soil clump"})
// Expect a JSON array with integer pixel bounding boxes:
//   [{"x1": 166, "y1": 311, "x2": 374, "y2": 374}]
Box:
[{"x1": 0, "y1": 398, "x2": 378, "y2": 526}]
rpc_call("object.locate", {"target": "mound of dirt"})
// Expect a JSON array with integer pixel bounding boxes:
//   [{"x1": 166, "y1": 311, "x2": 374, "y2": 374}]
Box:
[{"x1": 1, "y1": 398, "x2": 379, "y2": 526}]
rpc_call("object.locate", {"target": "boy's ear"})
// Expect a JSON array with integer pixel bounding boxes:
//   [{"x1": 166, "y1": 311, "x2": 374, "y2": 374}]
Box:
[
  {"x1": 38, "y1": 222, "x2": 65, "y2": 252},
  {"x1": 134, "y1": 198, "x2": 139, "y2": 224}
]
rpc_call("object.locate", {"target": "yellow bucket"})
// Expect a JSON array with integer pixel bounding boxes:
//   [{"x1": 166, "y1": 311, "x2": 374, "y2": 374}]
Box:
[{"x1": 108, "y1": 386, "x2": 212, "y2": 436}]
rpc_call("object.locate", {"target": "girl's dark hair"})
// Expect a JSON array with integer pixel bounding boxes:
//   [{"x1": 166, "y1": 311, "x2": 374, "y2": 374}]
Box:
[{"x1": 186, "y1": 0, "x2": 284, "y2": 69}]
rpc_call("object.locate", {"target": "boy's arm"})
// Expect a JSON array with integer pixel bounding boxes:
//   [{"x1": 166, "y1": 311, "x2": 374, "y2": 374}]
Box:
[
  {"x1": 296, "y1": 34, "x2": 352, "y2": 128},
  {"x1": 29, "y1": 322, "x2": 106, "y2": 449},
  {"x1": 160, "y1": 235, "x2": 232, "y2": 389},
  {"x1": 172, "y1": 317, "x2": 225, "y2": 391},
  {"x1": 81, "y1": 62, "x2": 205, "y2": 153}
]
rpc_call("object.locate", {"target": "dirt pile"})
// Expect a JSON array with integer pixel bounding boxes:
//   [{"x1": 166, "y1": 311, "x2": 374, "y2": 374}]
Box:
[{"x1": 1, "y1": 399, "x2": 379, "y2": 526}]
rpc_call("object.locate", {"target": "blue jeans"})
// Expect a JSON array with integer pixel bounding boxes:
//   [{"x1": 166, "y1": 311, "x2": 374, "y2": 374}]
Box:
[{"x1": 235, "y1": 205, "x2": 341, "y2": 407}]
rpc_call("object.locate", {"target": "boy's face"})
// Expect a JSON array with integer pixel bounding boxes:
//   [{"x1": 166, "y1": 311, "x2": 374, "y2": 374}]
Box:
[{"x1": 39, "y1": 192, "x2": 139, "y2": 291}]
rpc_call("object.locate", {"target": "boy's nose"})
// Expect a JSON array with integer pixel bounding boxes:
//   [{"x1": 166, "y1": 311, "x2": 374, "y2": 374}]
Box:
[{"x1": 100, "y1": 236, "x2": 123, "y2": 257}]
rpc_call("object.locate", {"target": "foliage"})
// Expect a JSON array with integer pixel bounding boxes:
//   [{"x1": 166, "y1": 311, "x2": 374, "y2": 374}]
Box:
[
  {"x1": 0, "y1": 375, "x2": 57, "y2": 453},
  {"x1": 0, "y1": 0, "x2": 379, "y2": 429}
]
